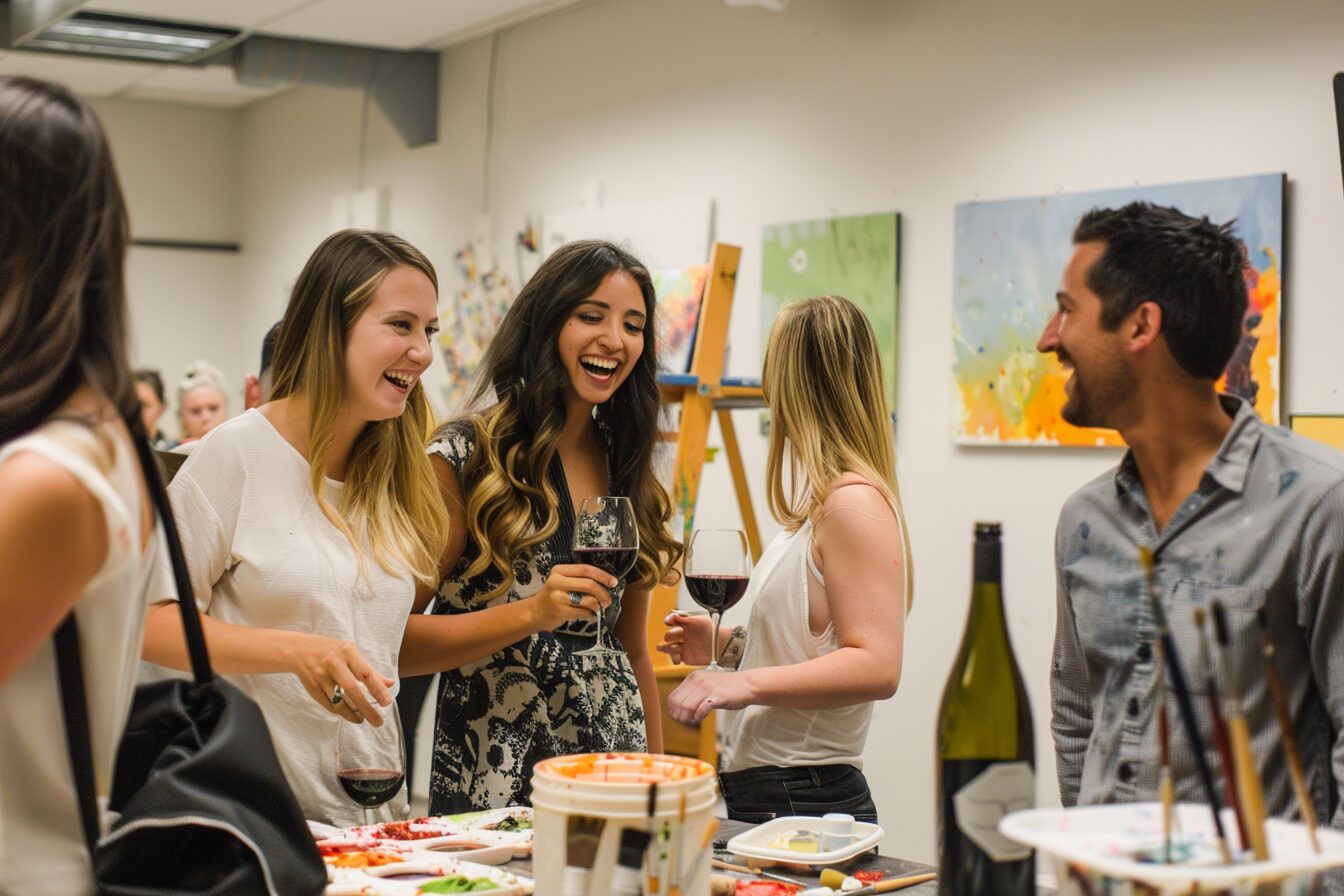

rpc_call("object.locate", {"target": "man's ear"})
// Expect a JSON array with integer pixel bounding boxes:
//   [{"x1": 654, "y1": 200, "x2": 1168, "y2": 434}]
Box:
[{"x1": 1126, "y1": 301, "x2": 1162, "y2": 354}]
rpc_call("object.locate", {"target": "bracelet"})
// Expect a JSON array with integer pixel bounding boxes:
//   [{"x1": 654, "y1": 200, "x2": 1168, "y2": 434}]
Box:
[{"x1": 719, "y1": 625, "x2": 748, "y2": 669}]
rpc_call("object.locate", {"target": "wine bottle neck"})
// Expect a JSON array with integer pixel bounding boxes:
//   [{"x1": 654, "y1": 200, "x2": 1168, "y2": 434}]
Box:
[{"x1": 973, "y1": 538, "x2": 1001, "y2": 583}]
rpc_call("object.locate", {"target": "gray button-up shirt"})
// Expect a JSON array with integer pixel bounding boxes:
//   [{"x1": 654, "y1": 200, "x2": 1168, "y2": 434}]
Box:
[{"x1": 1052, "y1": 396, "x2": 1344, "y2": 867}]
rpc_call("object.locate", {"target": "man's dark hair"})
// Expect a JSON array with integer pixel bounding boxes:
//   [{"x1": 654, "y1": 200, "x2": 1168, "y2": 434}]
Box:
[
  {"x1": 1073, "y1": 201, "x2": 1248, "y2": 379},
  {"x1": 259, "y1": 320, "x2": 282, "y2": 378}
]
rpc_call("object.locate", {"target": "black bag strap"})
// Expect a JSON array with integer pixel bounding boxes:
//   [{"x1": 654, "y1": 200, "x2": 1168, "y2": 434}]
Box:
[{"x1": 53, "y1": 414, "x2": 214, "y2": 858}]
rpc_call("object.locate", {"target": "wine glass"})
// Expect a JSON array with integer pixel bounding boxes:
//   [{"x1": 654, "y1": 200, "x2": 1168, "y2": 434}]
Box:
[
  {"x1": 685, "y1": 528, "x2": 751, "y2": 671},
  {"x1": 572, "y1": 496, "x2": 638, "y2": 658},
  {"x1": 335, "y1": 703, "x2": 406, "y2": 826}
]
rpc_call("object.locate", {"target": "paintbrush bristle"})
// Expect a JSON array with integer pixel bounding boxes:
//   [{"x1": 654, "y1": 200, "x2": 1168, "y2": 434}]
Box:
[
  {"x1": 566, "y1": 814, "x2": 605, "y2": 870},
  {"x1": 1193, "y1": 606, "x2": 1205, "y2": 628},
  {"x1": 1210, "y1": 598, "x2": 1232, "y2": 647}
]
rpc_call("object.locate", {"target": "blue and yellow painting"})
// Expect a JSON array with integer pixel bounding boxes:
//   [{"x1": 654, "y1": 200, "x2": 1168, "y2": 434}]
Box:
[{"x1": 953, "y1": 174, "x2": 1283, "y2": 446}]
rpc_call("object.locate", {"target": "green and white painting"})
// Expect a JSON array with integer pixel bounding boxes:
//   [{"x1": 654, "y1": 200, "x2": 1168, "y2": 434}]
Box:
[{"x1": 761, "y1": 212, "x2": 900, "y2": 412}]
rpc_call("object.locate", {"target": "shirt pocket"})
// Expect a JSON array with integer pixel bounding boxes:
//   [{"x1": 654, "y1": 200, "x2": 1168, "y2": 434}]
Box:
[{"x1": 1163, "y1": 580, "x2": 1263, "y2": 698}]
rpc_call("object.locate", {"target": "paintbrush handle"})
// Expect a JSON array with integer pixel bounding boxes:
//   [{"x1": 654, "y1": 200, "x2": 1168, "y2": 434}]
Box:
[
  {"x1": 850, "y1": 871, "x2": 939, "y2": 894},
  {"x1": 1160, "y1": 631, "x2": 1233, "y2": 861},
  {"x1": 1263, "y1": 650, "x2": 1322, "y2": 852},
  {"x1": 1226, "y1": 712, "x2": 1270, "y2": 860},
  {"x1": 1207, "y1": 690, "x2": 1249, "y2": 849}
]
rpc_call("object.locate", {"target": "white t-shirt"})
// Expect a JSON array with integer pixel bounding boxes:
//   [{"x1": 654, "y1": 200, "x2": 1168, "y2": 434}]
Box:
[
  {"x1": 167, "y1": 409, "x2": 415, "y2": 825},
  {"x1": 0, "y1": 420, "x2": 171, "y2": 896}
]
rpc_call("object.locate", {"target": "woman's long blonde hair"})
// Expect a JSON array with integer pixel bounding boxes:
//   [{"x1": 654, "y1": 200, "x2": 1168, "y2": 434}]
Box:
[
  {"x1": 439, "y1": 240, "x2": 681, "y2": 602},
  {"x1": 268, "y1": 229, "x2": 450, "y2": 585},
  {"x1": 762, "y1": 295, "x2": 913, "y2": 610}
]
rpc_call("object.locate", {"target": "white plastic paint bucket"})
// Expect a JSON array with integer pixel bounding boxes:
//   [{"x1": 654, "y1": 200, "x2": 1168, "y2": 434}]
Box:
[{"x1": 531, "y1": 752, "x2": 718, "y2": 896}]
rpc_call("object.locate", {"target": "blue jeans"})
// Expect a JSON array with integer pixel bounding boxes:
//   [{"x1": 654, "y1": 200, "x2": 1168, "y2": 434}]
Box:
[{"x1": 718, "y1": 764, "x2": 878, "y2": 824}]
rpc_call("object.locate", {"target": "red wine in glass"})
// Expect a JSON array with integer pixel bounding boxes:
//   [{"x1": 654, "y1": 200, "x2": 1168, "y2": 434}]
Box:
[
  {"x1": 574, "y1": 545, "x2": 638, "y2": 578},
  {"x1": 686, "y1": 528, "x2": 751, "y2": 671},
  {"x1": 685, "y1": 574, "x2": 750, "y2": 614},
  {"x1": 337, "y1": 767, "x2": 406, "y2": 809}
]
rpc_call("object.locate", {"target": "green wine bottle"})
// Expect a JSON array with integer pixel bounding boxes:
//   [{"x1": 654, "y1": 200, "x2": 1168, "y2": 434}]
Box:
[{"x1": 936, "y1": 522, "x2": 1034, "y2": 895}]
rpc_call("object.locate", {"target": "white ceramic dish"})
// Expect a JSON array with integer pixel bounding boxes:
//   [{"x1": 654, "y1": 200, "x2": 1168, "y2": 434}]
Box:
[
  {"x1": 726, "y1": 816, "x2": 883, "y2": 866},
  {"x1": 999, "y1": 802, "x2": 1344, "y2": 895},
  {"x1": 325, "y1": 855, "x2": 532, "y2": 895}
]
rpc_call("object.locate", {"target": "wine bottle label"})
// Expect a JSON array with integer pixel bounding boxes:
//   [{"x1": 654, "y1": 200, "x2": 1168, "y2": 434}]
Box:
[{"x1": 951, "y1": 761, "x2": 1034, "y2": 862}]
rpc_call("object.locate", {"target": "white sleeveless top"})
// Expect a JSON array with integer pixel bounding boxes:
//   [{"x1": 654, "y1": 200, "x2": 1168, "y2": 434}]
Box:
[
  {"x1": 0, "y1": 420, "x2": 171, "y2": 896},
  {"x1": 719, "y1": 489, "x2": 907, "y2": 773}
]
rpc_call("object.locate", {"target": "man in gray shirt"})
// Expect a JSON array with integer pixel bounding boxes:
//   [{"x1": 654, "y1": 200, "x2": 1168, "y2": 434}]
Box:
[{"x1": 1041, "y1": 202, "x2": 1344, "y2": 874}]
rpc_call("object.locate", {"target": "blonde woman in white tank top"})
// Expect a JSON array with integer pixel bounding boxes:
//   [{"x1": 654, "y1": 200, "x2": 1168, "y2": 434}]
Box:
[{"x1": 661, "y1": 295, "x2": 913, "y2": 823}]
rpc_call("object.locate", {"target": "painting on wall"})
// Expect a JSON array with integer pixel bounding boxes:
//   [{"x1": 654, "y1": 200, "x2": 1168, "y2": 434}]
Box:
[
  {"x1": 761, "y1": 212, "x2": 900, "y2": 412},
  {"x1": 652, "y1": 264, "x2": 708, "y2": 375},
  {"x1": 438, "y1": 242, "x2": 514, "y2": 415},
  {"x1": 952, "y1": 173, "x2": 1284, "y2": 446},
  {"x1": 1290, "y1": 415, "x2": 1344, "y2": 453}
]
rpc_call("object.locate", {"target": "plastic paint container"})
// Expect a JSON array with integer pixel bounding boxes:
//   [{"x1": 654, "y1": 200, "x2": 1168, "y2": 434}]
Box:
[{"x1": 531, "y1": 752, "x2": 718, "y2": 896}]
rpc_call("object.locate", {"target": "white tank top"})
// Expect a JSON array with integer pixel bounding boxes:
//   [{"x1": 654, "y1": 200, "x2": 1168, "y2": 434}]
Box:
[
  {"x1": 719, "y1": 489, "x2": 907, "y2": 773},
  {"x1": 0, "y1": 420, "x2": 171, "y2": 896}
]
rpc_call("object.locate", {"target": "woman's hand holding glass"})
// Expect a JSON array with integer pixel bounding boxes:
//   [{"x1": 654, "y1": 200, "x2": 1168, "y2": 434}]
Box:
[
  {"x1": 286, "y1": 631, "x2": 395, "y2": 725},
  {"x1": 658, "y1": 611, "x2": 717, "y2": 666},
  {"x1": 573, "y1": 496, "x2": 638, "y2": 657},
  {"x1": 524, "y1": 563, "x2": 617, "y2": 632}
]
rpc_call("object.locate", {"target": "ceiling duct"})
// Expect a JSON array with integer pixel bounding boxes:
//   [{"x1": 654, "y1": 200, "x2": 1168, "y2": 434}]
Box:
[{"x1": 232, "y1": 35, "x2": 438, "y2": 148}]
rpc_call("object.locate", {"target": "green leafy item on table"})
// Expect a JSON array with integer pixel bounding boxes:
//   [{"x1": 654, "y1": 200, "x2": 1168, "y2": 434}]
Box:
[{"x1": 416, "y1": 875, "x2": 502, "y2": 892}]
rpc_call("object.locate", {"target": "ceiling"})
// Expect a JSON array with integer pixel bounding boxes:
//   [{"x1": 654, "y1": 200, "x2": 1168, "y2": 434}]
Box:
[{"x1": 0, "y1": 0, "x2": 592, "y2": 107}]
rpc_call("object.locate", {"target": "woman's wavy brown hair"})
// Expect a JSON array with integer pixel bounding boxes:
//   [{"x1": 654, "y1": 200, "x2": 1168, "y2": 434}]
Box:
[
  {"x1": 441, "y1": 240, "x2": 681, "y2": 601},
  {"x1": 268, "y1": 229, "x2": 450, "y2": 585},
  {"x1": 0, "y1": 77, "x2": 136, "y2": 444},
  {"x1": 763, "y1": 295, "x2": 913, "y2": 611}
]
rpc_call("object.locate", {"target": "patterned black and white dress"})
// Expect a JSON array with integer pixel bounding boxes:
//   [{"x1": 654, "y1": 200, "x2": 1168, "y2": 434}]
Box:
[{"x1": 425, "y1": 421, "x2": 647, "y2": 814}]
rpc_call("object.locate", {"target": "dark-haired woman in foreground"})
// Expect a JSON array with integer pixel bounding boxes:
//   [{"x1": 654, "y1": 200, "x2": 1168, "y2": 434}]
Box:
[{"x1": 0, "y1": 76, "x2": 173, "y2": 894}]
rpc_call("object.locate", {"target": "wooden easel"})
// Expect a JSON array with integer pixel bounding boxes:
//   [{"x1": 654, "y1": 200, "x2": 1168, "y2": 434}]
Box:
[{"x1": 648, "y1": 242, "x2": 766, "y2": 763}]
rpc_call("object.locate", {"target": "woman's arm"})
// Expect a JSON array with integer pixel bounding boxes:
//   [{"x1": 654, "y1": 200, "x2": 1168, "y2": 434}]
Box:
[
  {"x1": 0, "y1": 454, "x2": 107, "y2": 686},
  {"x1": 399, "y1": 454, "x2": 619, "y2": 676},
  {"x1": 613, "y1": 587, "x2": 663, "y2": 753},
  {"x1": 142, "y1": 601, "x2": 396, "y2": 724},
  {"x1": 668, "y1": 482, "x2": 906, "y2": 724}
]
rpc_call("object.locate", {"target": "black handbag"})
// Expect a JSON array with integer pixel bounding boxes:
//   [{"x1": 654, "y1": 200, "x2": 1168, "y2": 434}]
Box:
[{"x1": 54, "y1": 428, "x2": 327, "y2": 896}]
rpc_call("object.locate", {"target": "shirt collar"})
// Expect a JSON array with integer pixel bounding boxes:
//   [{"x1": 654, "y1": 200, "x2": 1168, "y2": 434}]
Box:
[{"x1": 1115, "y1": 395, "x2": 1259, "y2": 496}]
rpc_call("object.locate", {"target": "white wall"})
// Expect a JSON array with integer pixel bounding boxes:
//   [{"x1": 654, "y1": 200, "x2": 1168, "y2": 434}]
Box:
[
  {"x1": 103, "y1": 0, "x2": 1344, "y2": 864},
  {"x1": 92, "y1": 98, "x2": 247, "y2": 440}
]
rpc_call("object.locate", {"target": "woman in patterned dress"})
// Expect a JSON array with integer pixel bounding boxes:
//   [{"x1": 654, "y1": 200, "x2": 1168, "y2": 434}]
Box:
[{"x1": 399, "y1": 240, "x2": 682, "y2": 813}]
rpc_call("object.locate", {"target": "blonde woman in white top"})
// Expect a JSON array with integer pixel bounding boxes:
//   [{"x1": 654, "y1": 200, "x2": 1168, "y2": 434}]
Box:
[
  {"x1": 662, "y1": 294, "x2": 913, "y2": 823},
  {"x1": 0, "y1": 76, "x2": 172, "y2": 895},
  {"x1": 142, "y1": 230, "x2": 451, "y2": 824}
]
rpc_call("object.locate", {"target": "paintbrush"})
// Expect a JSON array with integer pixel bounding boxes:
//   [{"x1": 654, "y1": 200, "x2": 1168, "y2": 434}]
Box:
[
  {"x1": 562, "y1": 814, "x2": 606, "y2": 896},
  {"x1": 1155, "y1": 643, "x2": 1176, "y2": 863},
  {"x1": 1138, "y1": 547, "x2": 1233, "y2": 864},
  {"x1": 1193, "y1": 605, "x2": 1249, "y2": 851},
  {"x1": 1210, "y1": 598, "x2": 1269, "y2": 860},
  {"x1": 1256, "y1": 607, "x2": 1321, "y2": 853},
  {"x1": 646, "y1": 781, "x2": 663, "y2": 894},
  {"x1": 711, "y1": 858, "x2": 809, "y2": 886},
  {"x1": 679, "y1": 817, "x2": 720, "y2": 895},
  {"x1": 666, "y1": 791, "x2": 688, "y2": 896}
]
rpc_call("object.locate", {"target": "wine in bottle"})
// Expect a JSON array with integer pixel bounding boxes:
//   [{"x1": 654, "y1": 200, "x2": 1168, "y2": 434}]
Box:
[{"x1": 936, "y1": 522, "x2": 1034, "y2": 895}]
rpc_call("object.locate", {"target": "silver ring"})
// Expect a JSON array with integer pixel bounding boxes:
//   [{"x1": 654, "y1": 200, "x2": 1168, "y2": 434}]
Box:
[
  {"x1": 569, "y1": 592, "x2": 583, "y2": 607},
  {"x1": 330, "y1": 684, "x2": 345, "y2": 706}
]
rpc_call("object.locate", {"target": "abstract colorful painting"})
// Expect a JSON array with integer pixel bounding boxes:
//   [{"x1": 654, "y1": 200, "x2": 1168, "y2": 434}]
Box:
[
  {"x1": 652, "y1": 264, "x2": 708, "y2": 375},
  {"x1": 438, "y1": 242, "x2": 514, "y2": 415},
  {"x1": 953, "y1": 174, "x2": 1283, "y2": 446},
  {"x1": 762, "y1": 212, "x2": 900, "y2": 411}
]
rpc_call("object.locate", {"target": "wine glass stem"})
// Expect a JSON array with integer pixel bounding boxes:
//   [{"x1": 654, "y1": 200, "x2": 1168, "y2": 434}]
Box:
[
  {"x1": 708, "y1": 611, "x2": 723, "y2": 670},
  {"x1": 363, "y1": 806, "x2": 376, "y2": 826},
  {"x1": 593, "y1": 608, "x2": 603, "y2": 650}
]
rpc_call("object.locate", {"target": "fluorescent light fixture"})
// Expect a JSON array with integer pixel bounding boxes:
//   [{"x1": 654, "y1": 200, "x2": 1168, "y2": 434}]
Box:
[{"x1": 16, "y1": 12, "x2": 238, "y2": 63}]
